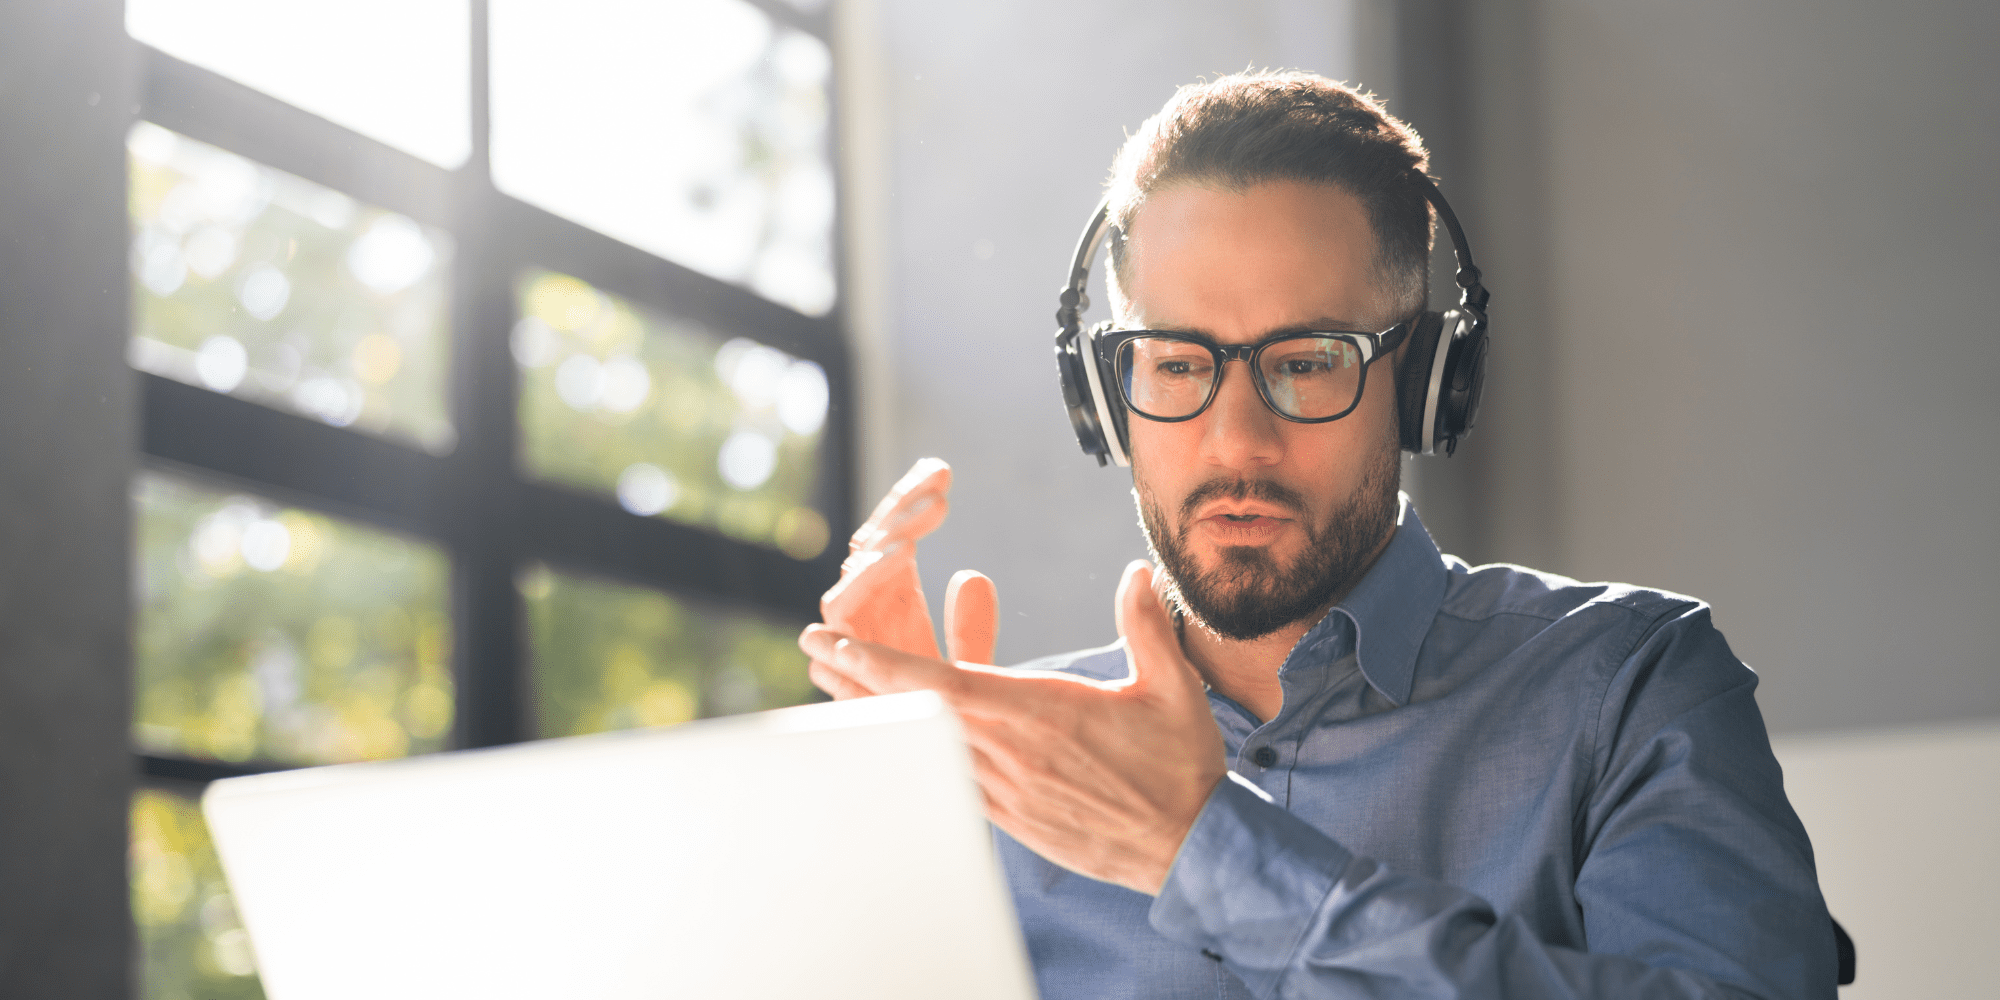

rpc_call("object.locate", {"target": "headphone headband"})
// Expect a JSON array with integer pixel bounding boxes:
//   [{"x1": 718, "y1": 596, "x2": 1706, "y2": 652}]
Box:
[
  {"x1": 1055, "y1": 201, "x2": 1113, "y2": 334},
  {"x1": 1420, "y1": 179, "x2": 1490, "y2": 319}
]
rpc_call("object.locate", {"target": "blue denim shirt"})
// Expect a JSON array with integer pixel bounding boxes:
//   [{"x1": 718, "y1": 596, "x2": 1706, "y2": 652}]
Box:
[{"x1": 997, "y1": 499, "x2": 1834, "y2": 999}]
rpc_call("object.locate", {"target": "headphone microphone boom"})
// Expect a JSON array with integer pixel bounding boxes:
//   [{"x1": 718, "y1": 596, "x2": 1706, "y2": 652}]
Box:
[{"x1": 1052, "y1": 176, "x2": 1491, "y2": 466}]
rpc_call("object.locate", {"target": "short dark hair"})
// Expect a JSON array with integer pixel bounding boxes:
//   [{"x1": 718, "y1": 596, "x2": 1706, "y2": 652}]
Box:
[{"x1": 1106, "y1": 71, "x2": 1433, "y2": 321}]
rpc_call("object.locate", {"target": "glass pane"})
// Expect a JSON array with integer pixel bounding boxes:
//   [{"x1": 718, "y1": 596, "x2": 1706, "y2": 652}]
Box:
[
  {"x1": 134, "y1": 471, "x2": 454, "y2": 765},
  {"x1": 516, "y1": 269, "x2": 832, "y2": 559},
  {"x1": 132, "y1": 789, "x2": 266, "y2": 1000},
  {"x1": 126, "y1": 0, "x2": 472, "y2": 169},
  {"x1": 520, "y1": 563, "x2": 816, "y2": 738},
  {"x1": 491, "y1": 0, "x2": 836, "y2": 316},
  {"x1": 129, "y1": 122, "x2": 456, "y2": 454}
]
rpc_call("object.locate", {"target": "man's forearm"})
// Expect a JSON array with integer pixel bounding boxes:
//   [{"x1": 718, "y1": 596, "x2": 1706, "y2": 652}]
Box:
[{"x1": 1150, "y1": 776, "x2": 1833, "y2": 1000}]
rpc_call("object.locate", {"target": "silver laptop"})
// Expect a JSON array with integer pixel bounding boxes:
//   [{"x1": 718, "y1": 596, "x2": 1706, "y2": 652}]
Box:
[{"x1": 203, "y1": 690, "x2": 1040, "y2": 1000}]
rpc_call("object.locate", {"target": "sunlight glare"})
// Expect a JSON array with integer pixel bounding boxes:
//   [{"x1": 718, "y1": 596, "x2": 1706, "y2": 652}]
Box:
[{"x1": 126, "y1": 0, "x2": 472, "y2": 168}]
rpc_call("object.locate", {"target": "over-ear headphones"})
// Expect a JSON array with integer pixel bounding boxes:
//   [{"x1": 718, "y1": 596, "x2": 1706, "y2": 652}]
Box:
[{"x1": 1053, "y1": 175, "x2": 1491, "y2": 465}]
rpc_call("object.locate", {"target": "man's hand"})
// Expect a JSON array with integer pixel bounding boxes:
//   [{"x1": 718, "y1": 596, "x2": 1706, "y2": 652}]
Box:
[
  {"x1": 810, "y1": 458, "x2": 998, "y2": 693},
  {"x1": 800, "y1": 560, "x2": 1226, "y2": 896}
]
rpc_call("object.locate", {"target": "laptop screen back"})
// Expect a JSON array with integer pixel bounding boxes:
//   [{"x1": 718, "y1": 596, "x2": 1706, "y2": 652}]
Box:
[{"x1": 203, "y1": 691, "x2": 1038, "y2": 1000}]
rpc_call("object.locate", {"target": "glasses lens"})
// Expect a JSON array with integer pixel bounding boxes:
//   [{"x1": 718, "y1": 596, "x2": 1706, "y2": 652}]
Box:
[
  {"x1": 1117, "y1": 336, "x2": 1216, "y2": 418},
  {"x1": 1256, "y1": 336, "x2": 1365, "y2": 419}
]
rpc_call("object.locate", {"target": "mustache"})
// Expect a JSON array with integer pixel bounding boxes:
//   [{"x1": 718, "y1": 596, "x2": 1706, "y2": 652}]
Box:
[{"x1": 1177, "y1": 477, "x2": 1312, "y2": 525}]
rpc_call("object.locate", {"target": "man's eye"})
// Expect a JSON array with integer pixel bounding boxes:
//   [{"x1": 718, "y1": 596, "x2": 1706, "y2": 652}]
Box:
[{"x1": 1271, "y1": 356, "x2": 1333, "y2": 377}]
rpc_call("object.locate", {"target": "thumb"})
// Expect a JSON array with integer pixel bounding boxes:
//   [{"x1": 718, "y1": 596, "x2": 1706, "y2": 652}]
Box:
[
  {"x1": 1114, "y1": 560, "x2": 1205, "y2": 697},
  {"x1": 944, "y1": 569, "x2": 999, "y2": 665}
]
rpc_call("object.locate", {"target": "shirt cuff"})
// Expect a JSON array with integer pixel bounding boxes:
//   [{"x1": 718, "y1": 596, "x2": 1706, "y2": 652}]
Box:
[{"x1": 1148, "y1": 772, "x2": 1355, "y2": 996}]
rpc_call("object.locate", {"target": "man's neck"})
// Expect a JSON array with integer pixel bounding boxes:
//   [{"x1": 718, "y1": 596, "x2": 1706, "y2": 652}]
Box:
[
  {"x1": 1178, "y1": 613, "x2": 1324, "y2": 724},
  {"x1": 1174, "y1": 525, "x2": 1399, "y2": 725}
]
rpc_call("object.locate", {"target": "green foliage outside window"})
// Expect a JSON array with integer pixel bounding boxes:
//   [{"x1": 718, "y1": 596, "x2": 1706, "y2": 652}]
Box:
[
  {"x1": 133, "y1": 472, "x2": 453, "y2": 765},
  {"x1": 132, "y1": 790, "x2": 265, "y2": 1000},
  {"x1": 515, "y1": 270, "x2": 832, "y2": 560},
  {"x1": 521, "y1": 563, "x2": 817, "y2": 738},
  {"x1": 128, "y1": 122, "x2": 455, "y2": 453}
]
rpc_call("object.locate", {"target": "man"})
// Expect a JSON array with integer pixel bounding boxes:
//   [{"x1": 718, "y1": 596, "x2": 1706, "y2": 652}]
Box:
[{"x1": 801, "y1": 72, "x2": 1834, "y2": 999}]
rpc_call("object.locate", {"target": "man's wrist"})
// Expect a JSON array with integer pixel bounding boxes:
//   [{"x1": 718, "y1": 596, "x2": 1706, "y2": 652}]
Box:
[{"x1": 1123, "y1": 771, "x2": 1228, "y2": 896}]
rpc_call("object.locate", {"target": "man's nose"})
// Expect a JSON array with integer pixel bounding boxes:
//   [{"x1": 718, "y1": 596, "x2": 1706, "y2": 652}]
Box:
[{"x1": 1197, "y1": 359, "x2": 1284, "y2": 471}]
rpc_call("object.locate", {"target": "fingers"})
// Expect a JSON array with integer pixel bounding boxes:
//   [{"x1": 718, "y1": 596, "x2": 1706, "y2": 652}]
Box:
[
  {"x1": 850, "y1": 458, "x2": 952, "y2": 554},
  {"x1": 862, "y1": 457, "x2": 952, "y2": 530},
  {"x1": 802, "y1": 625, "x2": 869, "y2": 700},
  {"x1": 944, "y1": 569, "x2": 1000, "y2": 666},
  {"x1": 805, "y1": 622, "x2": 1111, "y2": 731},
  {"x1": 818, "y1": 457, "x2": 953, "y2": 660},
  {"x1": 800, "y1": 624, "x2": 861, "y2": 674},
  {"x1": 822, "y1": 539, "x2": 918, "y2": 613},
  {"x1": 807, "y1": 658, "x2": 870, "y2": 700},
  {"x1": 800, "y1": 629, "x2": 959, "y2": 698},
  {"x1": 1114, "y1": 560, "x2": 1203, "y2": 697}
]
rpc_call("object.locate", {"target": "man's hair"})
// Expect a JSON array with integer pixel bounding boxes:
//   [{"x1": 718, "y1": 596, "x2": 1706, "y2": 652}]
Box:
[{"x1": 1106, "y1": 71, "x2": 1434, "y2": 322}]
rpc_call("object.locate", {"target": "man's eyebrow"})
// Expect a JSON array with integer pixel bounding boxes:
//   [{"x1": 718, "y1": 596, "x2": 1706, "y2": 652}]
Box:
[
  {"x1": 1132, "y1": 316, "x2": 1386, "y2": 338},
  {"x1": 1287, "y1": 316, "x2": 1386, "y2": 333}
]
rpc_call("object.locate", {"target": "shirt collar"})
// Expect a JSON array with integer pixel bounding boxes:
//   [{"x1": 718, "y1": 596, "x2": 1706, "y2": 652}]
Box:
[{"x1": 1286, "y1": 493, "x2": 1447, "y2": 707}]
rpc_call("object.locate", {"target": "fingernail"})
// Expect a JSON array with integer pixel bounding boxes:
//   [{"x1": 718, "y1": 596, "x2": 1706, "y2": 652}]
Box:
[
  {"x1": 801, "y1": 626, "x2": 842, "y2": 654},
  {"x1": 841, "y1": 542, "x2": 900, "y2": 575},
  {"x1": 839, "y1": 548, "x2": 888, "y2": 575}
]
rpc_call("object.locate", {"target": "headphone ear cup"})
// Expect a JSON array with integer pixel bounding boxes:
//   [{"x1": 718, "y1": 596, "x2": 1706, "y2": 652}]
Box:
[
  {"x1": 1434, "y1": 308, "x2": 1490, "y2": 454},
  {"x1": 1089, "y1": 323, "x2": 1132, "y2": 458},
  {"x1": 1396, "y1": 311, "x2": 1445, "y2": 453},
  {"x1": 1054, "y1": 326, "x2": 1109, "y2": 465}
]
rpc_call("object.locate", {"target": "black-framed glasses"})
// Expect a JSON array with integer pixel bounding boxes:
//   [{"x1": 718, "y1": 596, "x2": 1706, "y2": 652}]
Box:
[{"x1": 1100, "y1": 324, "x2": 1409, "y2": 423}]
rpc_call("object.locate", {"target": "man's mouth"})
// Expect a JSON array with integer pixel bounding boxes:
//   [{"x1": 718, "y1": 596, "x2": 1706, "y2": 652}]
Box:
[
  {"x1": 1174, "y1": 479, "x2": 1313, "y2": 544},
  {"x1": 1191, "y1": 506, "x2": 1296, "y2": 544},
  {"x1": 1196, "y1": 501, "x2": 1296, "y2": 524}
]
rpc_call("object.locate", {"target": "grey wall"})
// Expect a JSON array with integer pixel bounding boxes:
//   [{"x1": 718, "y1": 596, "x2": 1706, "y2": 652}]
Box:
[
  {"x1": 842, "y1": 0, "x2": 1997, "y2": 733},
  {"x1": 0, "y1": 1, "x2": 138, "y2": 995},
  {"x1": 1428, "y1": 0, "x2": 2000, "y2": 734},
  {"x1": 837, "y1": 0, "x2": 1360, "y2": 664}
]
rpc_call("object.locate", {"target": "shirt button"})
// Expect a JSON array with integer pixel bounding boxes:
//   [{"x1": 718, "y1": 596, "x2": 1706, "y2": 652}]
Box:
[{"x1": 1251, "y1": 746, "x2": 1278, "y2": 768}]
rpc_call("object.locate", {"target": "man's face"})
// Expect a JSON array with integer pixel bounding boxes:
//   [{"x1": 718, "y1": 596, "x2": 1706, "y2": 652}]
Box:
[{"x1": 1116, "y1": 180, "x2": 1402, "y2": 641}]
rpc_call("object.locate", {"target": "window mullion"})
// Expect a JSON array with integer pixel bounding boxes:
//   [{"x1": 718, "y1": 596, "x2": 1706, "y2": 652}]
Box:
[{"x1": 448, "y1": 168, "x2": 530, "y2": 750}]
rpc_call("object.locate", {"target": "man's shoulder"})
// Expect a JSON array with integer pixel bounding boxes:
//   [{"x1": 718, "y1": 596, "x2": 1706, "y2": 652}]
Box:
[
  {"x1": 1012, "y1": 639, "x2": 1131, "y2": 681},
  {"x1": 1430, "y1": 557, "x2": 1753, "y2": 712},
  {"x1": 1437, "y1": 556, "x2": 1709, "y2": 635}
]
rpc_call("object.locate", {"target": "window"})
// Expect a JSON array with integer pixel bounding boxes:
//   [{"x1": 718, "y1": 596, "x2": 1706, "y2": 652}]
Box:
[{"x1": 125, "y1": 3, "x2": 846, "y2": 996}]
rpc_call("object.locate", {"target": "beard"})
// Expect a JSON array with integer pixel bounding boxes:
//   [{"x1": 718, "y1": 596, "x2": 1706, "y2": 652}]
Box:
[{"x1": 1136, "y1": 444, "x2": 1400, "y2": 642}]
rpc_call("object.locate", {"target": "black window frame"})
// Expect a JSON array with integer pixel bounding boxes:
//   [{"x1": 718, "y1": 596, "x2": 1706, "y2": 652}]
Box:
[{"x1": 131, "y1": 0, "x2": 851, "y2": 788}]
